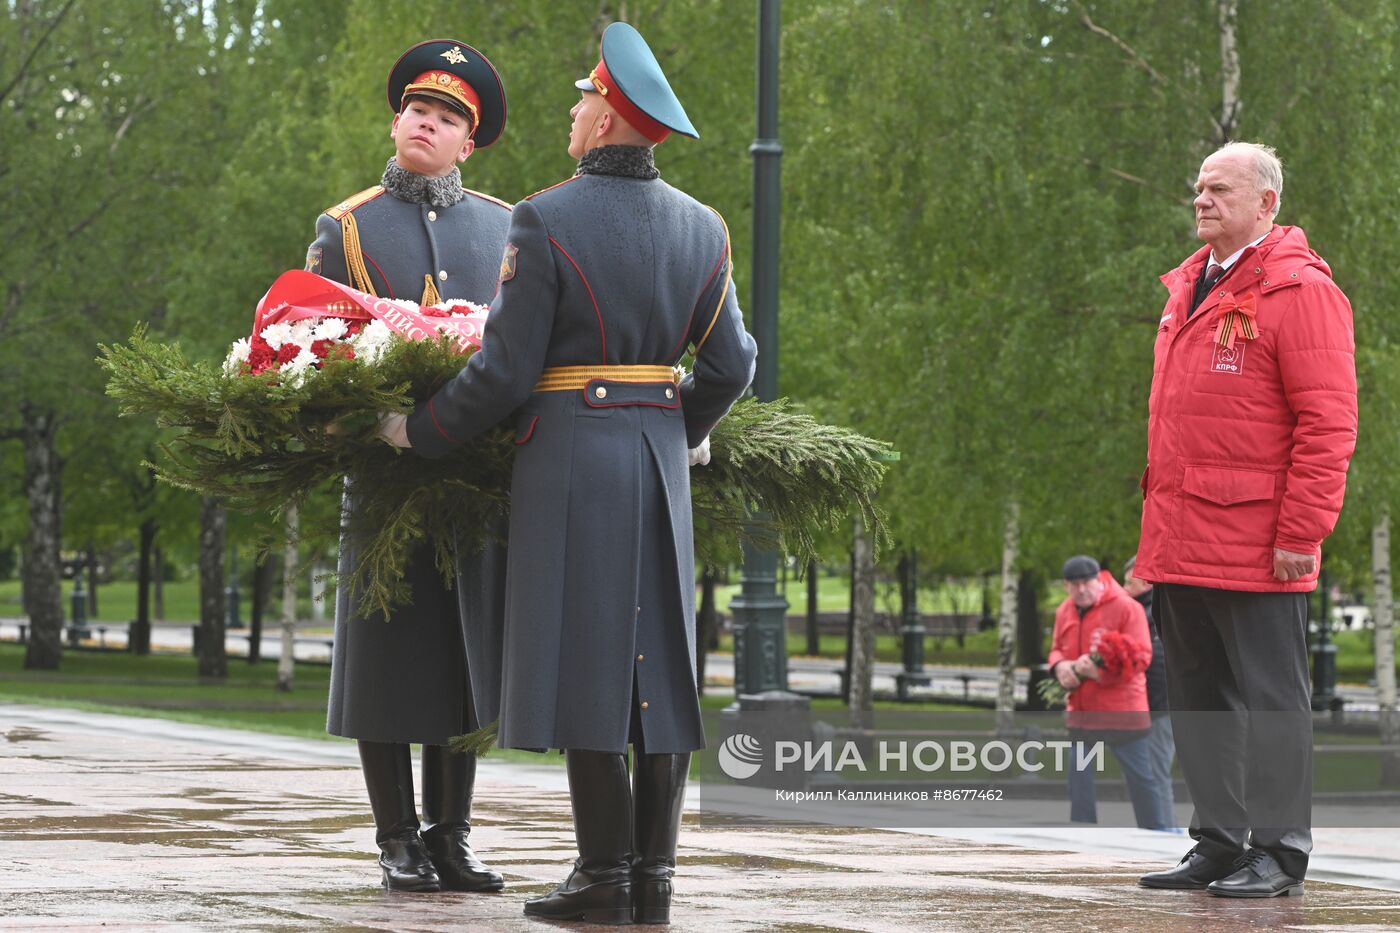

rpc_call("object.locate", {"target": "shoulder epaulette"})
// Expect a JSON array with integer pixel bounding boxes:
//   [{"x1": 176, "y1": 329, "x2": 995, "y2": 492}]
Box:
[
  {"x1": 325, "y1": 185, "x2": 385, "y2": 221},
  {"x1": 525, "y1": 175, "x2": 581, "y2": 200},
  {"x1": 463, "y1": 187, "x2": 512, "y2": 210}
]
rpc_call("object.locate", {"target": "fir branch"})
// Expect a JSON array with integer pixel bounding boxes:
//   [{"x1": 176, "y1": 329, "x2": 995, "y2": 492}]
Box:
[{"x1": 100, "y1": 330, "x2": 892, "y2": 618}]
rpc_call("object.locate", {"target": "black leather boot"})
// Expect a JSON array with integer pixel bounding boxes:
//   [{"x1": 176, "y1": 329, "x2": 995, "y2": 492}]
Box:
[
  {"x1": 523, "y1": 750, "x2": 633, "y2": 925},
  {"x1": 421, "y1": 744, "x2": 504, "y2": 892},
  {"x1": 358, "y1": 740, "x2": 440, "y2": 892},
  {"x1": 632, "y1": 752, "x2": 689, "y2": 924}
]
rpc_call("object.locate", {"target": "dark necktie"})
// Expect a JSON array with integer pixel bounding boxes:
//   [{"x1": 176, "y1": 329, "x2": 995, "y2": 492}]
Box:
[{"x1": 1191, "y1": 262, "x2": 1224, "y2": 315}]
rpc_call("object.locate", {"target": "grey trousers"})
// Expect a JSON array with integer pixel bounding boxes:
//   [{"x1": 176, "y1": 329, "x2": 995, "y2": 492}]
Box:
[{"x1": 1155, "y1": 583, "x2": 1312, "y2": 879}]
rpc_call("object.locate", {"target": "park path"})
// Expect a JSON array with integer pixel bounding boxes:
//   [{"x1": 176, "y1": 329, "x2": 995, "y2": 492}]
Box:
[{"x1": 2, "y1": 701, "x2": 1399, "y2": 931}]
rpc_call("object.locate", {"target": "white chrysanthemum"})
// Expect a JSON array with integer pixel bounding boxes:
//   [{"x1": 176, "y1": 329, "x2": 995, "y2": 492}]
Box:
[
  {"x1": 222, "y1": 338, "x2": 251, "y2": 375},
  {"x1": 260, "y1": 322, "x2": 294, "y2": 350},
  {"x1": 351, "y1": 319, "x2": 395, "y2": 364},
  {"x1": 312, "y1": 317, "x2": 348, "y2": 341},
  {"x1": 288, "y1": 319, "x2": 317, "y2": 347},
  {"x1": 279, "y1": 346, "x2": 319, "y2": 386}
]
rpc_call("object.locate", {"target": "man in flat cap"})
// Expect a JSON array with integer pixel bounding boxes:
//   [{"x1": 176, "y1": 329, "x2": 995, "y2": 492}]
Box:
[
  {"x1": 314, "y1": 38, "x2": 510, "y2": 894},
  {"x1": 1046, "y1": 555, "x2": 1159, "y2": 828},
  {"x1": 381, "y1": 21, "x2": 757, "y2": 925}
]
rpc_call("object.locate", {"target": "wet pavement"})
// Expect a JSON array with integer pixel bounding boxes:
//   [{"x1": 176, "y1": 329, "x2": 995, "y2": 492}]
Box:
[{"x1": 2, "y1": 702, "x2": 1398, "y2": 932}]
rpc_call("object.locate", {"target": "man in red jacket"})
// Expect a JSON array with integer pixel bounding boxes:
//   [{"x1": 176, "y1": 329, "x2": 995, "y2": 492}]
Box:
[
  {"x1": 1046, "y1": 556, "x2": 1158, "y2": 828},
  {"x1": 1135, "y1": 142, "x2": 1357, "y2": 898}
]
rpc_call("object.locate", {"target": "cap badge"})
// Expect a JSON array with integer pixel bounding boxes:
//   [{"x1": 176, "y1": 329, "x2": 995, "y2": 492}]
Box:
[{"x1": 440, "y1": 46, "x2": 467, "y2": 65}]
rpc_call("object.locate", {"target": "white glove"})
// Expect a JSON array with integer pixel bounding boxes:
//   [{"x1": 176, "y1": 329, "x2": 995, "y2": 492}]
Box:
[
  {"x1": 687, "y1": 436, "x2": 711, "y2": 467},
  {"x1": 377, "y1": 412, "x2": 411, "y2": 449}
]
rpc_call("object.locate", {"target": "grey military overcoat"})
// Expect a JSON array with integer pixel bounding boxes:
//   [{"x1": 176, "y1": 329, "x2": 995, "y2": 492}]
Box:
[
  {"x1": 316, "y1": 181, "x2": 512, "y2": 746},
  {"x1": 406, "y1": 163, "x2": 757, "y2": 754}
]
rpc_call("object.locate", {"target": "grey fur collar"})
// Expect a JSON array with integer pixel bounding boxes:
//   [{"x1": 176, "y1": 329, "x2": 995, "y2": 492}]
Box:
[
  {"x1": 381, "y1": 158, "x2": 465, "y2": 208},
  {"x1": 577, "y1": 145, "x2": 659, "y2": 180}
]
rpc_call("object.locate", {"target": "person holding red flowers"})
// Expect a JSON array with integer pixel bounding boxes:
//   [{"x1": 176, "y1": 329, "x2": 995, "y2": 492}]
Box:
[
  {"x1": 311, "y1": 38, "x2": 512, "y2": 894},
  {"x1": 1047, "y1": 555, "x2": 1159, "y2": 828}
]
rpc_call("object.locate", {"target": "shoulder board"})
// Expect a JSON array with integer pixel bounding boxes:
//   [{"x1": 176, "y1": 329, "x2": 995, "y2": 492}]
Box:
[
  {"x1": 324, "y1": 186, "x2": 385, "y2": 221},
  {"x1": 462, "y1": 187, "x2": 512, "y2": 210},
  {"x1": 525, "y1": 175, "x2": 581, "y2": 200}
]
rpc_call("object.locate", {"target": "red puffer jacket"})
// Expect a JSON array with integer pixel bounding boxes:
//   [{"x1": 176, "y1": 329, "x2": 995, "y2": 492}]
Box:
[
  {"x1": 1136, "y1": 225, "x2": 1357, "y2": 593},
  {"x1": 1046, "y1": 572, "x2": 1151, "y2": 732}
]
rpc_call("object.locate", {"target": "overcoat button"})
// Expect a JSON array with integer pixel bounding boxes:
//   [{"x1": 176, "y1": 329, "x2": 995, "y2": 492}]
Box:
[
  {"x1": 1253, "y1": 266, "x2": 1261, "y2": 273},
  {"x1": 665, "y1": 388, "x2": 674, "y2": 399},
  {"x1": 637, "y1": 654, "x2": 645, "y2": 662},
  {"x1": 428, "y1": 210, "x2": 437, "y2": 222},
  {"x1": 640, "y1": 701, "x2": 649, "y2": 710},
  {"x1": 596, "y1": 386, "x2": 608, "y2": 399},
  {"x1": 438, "y1": 270, "x2": 448, "y2": 281}
]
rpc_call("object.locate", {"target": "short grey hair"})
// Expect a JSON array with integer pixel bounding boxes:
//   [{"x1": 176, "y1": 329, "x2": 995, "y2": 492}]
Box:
[{"x1": 1213, "y1": 141, "x2": 1284, "y2": 216}]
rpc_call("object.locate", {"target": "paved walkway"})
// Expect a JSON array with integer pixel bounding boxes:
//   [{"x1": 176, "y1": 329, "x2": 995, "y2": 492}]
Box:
[{"x1": 2, "y1": 702, "x2": 1398, "y2": 931}]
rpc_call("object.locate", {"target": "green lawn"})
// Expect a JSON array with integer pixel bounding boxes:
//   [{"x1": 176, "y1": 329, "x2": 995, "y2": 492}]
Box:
[
  {"x1": 0, "y1": 579, "x2": 326, "y2": 625},
  {"x1": 4, "y1": 574, "x2": 1391, "y2": 685}
]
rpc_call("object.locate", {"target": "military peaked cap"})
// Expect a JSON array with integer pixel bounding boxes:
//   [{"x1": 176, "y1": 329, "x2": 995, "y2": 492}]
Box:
[
  {"x1": 575, "y1": 22, "x2": 697, "y2": 143},
  {"x1": 387, "y1": 39, "x2": 507, "y2": 147}
]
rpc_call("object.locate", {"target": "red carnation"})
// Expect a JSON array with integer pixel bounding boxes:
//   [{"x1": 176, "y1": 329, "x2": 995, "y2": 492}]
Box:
[
  {"x1": 247, "y1": 335, "x2": 276, "y2": 373},
  {"x1": 1093, "y1": 630, "x2": 1152, "y2": 675},
  {"x1": 275, "y1": 344, "x2": 301, "y2": 365},
  {"x1": 310, "y1": 339, "x2": 334, "y2": 359}
]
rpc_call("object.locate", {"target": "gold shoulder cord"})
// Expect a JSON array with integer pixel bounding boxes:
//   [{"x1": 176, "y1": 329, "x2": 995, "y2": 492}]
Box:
[
  {"x1": 693, "y1": 208, "x2": 733, "y2": 356},
  {"x1": 420, "y1": 274, "x2": 442, "y2": 306},
  {"x1": 339, "y1": 212, "x2": 379, "y2": 297}
]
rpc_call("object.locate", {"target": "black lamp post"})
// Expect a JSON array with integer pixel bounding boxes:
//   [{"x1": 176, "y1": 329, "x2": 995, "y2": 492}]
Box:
[
  {"x1": 1311, "y1": 568, "x2": 1340, "y2": 711},
  {"x1": 225, "y1": 542, "x2": 243, "y2": 630},
  {"x1": 729, "y1": 0, "x2": 793, "y2": 698}
]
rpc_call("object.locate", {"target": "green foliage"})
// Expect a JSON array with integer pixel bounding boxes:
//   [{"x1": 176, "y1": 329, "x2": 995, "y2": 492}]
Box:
[
  {"x1": 13, "y1": 0, "x2": 1400, "y2": 600},
  {"x1": 100, "y1": 330, "x2": 892, "y2": 617}
]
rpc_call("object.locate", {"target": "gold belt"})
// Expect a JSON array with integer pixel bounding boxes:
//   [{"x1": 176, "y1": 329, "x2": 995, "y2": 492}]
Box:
[{"x1": 534, "y1": 365, "x2": 677, "y2": 392}]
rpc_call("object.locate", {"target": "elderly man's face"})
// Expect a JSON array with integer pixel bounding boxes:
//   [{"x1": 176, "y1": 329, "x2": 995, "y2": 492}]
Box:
[
  {"x1": 1193, "y1": 150, "x2": 1274, "y2": 257},
  {"x1": 1065, "y1": 575, "x2": 1105, "y2": 610}
]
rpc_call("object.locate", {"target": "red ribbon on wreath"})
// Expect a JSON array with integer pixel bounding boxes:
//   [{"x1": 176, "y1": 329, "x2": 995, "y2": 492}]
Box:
[{"x1": 1213, "y1": 291, "x2": 1258, "y2": 351}]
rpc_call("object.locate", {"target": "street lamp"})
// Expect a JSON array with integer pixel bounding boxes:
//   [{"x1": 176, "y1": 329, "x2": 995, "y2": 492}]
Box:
[{"x1": 729, "y1": 0, "x2": 794, "y2": 698}]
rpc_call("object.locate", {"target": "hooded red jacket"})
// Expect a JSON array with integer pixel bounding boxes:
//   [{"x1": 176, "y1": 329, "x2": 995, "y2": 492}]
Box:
[
  {"x1": 1047, "y1": 571, "x2": 1151, "y2": 731},
  {"x1": 1135, "y1": 225, "x2": 1357, "y2": 593}
]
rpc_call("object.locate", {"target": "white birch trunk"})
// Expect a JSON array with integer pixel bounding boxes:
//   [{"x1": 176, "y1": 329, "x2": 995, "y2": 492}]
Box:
[
  {"x1": 1217, "y1": 0, "x2": 1240, "y2": 143},
  {"x1": 1373, "y1": 513, "x2": 1400, "y2": 785},
  {"x1": 996, "y1": 502, "x2": 1020, "y2": 731}
]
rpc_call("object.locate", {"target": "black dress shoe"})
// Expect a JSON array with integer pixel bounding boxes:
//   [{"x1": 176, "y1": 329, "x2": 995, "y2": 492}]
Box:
[
  {"x1": 378, "y1": 833, "x2": 441, "y2": 892},
  {"x1": 523, "y1": 861, "x2": 632, "y2": 924},
  {"x1": 423, "y1": 824, "x2": 504, "y2": 892},
  {"x1": 1207, "y1": 850, "x2": 1304, "y2": 898},
  {"x1": 1139, "y1": 846, "x2": 1240, "y2": 889}
]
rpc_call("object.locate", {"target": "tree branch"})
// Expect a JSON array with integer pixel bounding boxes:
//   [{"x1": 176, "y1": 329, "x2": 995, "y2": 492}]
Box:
[
  {"x1": 110, "y1": 98, "x2": 157, "y2": 155},
  {"x1": 1082, "y1": 159, "x2": 1194, "y2": 207},
  {"x1": 1075, "y1": 3, "x2": 1167, "y2": 86},
  {"x1": 0, "y1": 0, "x2": 80, "y2": 108}
]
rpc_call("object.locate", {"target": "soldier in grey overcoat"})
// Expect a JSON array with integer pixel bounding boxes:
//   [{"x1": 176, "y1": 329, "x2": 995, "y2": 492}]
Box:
[
  {"x1": 386, "y1": 23, "x2": 756, "y2": 925},
  {"x1": 313, "y1": 38, "x2": 510, "y2": 894}
]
